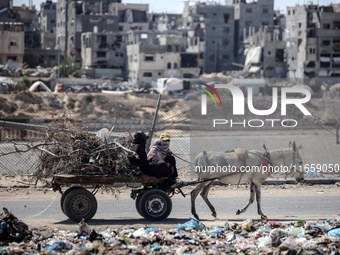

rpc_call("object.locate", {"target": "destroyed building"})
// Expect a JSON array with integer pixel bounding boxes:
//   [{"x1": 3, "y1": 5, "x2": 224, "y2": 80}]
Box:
[
  {"x1": 0, "y1": 22, "x2": 25, "y2": 68},
  {"x1": 225, "y1": 0, "x2": 274, "y2": 67},
  {"x1": 244, "y1": 26, "x2": 286, "y2": 78},
  {"x1": 40, "y1": 0, "x2": 56, "y2": 50},
  {"x1": 81, "y1": 31, "x2": 125, "y2": 79},
  {"x1": 57, "y1": 0, "x2": 119, "y2": 59},
  {"x1": 108, "y1": 3, "x2": 149, "y2": 32},
  {"x1": 126, "y1": 30, "x2": 200, "y2": 87},
  {"x1": 149, "y1": 13, "x2": 182, "y2": 32},
  {"x1": 286, "y1": 4, "x2": 340, "y2": 81},
  {"x1": 183, "y1": 2, "x2": 235, "y2": 73}
]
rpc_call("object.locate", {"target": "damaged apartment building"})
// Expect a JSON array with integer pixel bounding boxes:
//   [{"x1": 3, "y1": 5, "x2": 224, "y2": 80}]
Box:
[
  {"x1": 126, "y1": 30, "x2": 200, "y2": 87},
  {"x1": 56, "y1": 0, "x2": 119, "y2": 61},
  {"x1": 182, "y1": 2, "x2": 235, "y2": 73},
  {"x1": 225, "y1": 0, "x2": 274, "y2": 66},
  {"x1": 243, "y1": 24, "x2": 286, "y2": 78},
  {"x1": 286, "y1": 4, "x2": 340, "y2": 81}
]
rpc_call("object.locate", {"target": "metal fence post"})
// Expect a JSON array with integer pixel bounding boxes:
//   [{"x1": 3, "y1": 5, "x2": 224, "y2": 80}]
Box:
[{"x1": 146, "y1": 94, "x2": 162, "y2": 153}]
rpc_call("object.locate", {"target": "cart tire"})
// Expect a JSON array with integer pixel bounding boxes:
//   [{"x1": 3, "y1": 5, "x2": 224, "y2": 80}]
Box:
[
  {"x1": 63, "y1": 188, "x2": 97, "y2": 222},
  {"x1": 138, "y1": 189, "x2": 172, "y2": 221},
  {"x1": 60, "y1": 186, "x2": 84, "y2": 215},
  {"x1": 135, "y1": 191, "x2": 146, "y2": 217}
]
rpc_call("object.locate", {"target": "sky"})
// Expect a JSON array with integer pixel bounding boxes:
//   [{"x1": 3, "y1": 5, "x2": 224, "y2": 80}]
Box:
[{"x1": 13, "y1": 0, "x2": 339, "y2": 13}]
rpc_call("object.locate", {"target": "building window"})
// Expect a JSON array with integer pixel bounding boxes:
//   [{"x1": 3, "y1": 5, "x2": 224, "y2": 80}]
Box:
[
  {"x1": 263, "y1": 8, "x2": 269, "y2": 14},
  {"x1": 209, "y1": 54, "x2": 215, "y2": 61},
  {"x1": 97, "y1": 52, "x2": 106, "y2": 58},
  {"x1": 174, "y1": 63, "x2": 178, "y2": 69},
  {"x1": 334, "y1": 21, "x2": 340, "y2": 30},
  {"x1": 212, "y1": 40, "x2": 215, "y2": 44},
  {"x1": 246, "y1": 8, "x2": 252, "y2": 13},
  {"x1": 222, "y1": 54, "x2": 229, "y2": 60},
  {"x1": 167, "y1": 62, "x2": 172, "y2": 69},
  {"x1": 120, "y1": 52, "x2": 124, "y2": 57},
  {"x1": 167, "y1": 45, "x2": 172, "y2": 52},
  {"x1": 212, "y1": 27, "x2": 215, "y2": 30},
  {"x1": 323, "y1": 23, "x2": 330, "y2": 29},
  {"x1": 183, "y1": 73, "x2": 193, "y2": 78},
  {"x1": 293, "y1": 9, "x2": 295, "y2": 14},
  {"x1": 213, "y1": 13, "x2": 216, "y2": 16},
  {"x1": 298, "y1": 23, "x2": 301, "y2": 28},
  {"x1": 224, "y1": 14, "x2": 229, "y2": 23},
  {"x1": 119, "y1": 26, "x2": 123, "y2": 31},
  {"x1": 50, "y1": 19, "x2": 55, "y2": 23},
  {"x1": 288, "y1": 10, "x2": 290, "y2": 15},
  {"x1": 143, "y1": 72, "x2": 152, "y2": 77},
  {"x1": 115, "y1": 52, "x2": 119, "y2": 57},
  {"x1": 9, "y1": 40, "x2": 17, "y2": 46},
  {"x1": 268, "y1": 51, "x2": 271, "y2": 55},
  {"x1": 145, "y1": 56, "x2": 154, "y2": 61},
  {"x1": 223, "y1": 38, "x2": 229, "y2": 46},
  {"x1": 7, "y1": 56, "x2": 17, "y2": 61},
  {"x1": 322, "y1": 40, "x2": 330, "y2": 46},
  {"x1": 262, "y1": 22, "x2": 268, "y2": 27},
  {"x1": 158, "y1": 72, "x2": 161, "y2": 75},
  {"x1": 309, "y1": 48, "x2": 316, "y2": 54},
  {"x1": 275, "y1": 49, "x2": 284, "y2": 62}
]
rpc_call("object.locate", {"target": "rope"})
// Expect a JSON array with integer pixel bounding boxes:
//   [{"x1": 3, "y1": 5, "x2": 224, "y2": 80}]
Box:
[
  {"x1": 29, "y1": 192, "x2": 58, "y2": 218},
  {"x1": 172, "y1": 152, "x2": 196, "y2": 165}
]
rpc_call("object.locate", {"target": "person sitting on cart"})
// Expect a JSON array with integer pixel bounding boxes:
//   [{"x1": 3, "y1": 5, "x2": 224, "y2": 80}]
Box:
[
  {"x1": 128, "y1": 131, "x2": 175, "y2": 189},
  {"x1": 147, "y1": 133, "x2": 180, "y2": 187}
]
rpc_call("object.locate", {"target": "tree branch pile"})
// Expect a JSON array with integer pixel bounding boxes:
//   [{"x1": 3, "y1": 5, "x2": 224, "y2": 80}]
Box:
[{"x1": 2, "y1": 121, "x2": 138, "y2": 180}]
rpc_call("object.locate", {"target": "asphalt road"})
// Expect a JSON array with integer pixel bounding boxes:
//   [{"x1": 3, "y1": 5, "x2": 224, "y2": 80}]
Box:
[{"x1": 2, "y1": 195, "x2": 339, "y2": 223}]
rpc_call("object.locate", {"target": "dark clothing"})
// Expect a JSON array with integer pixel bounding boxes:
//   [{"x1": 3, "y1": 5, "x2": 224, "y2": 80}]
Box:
[
  {"x1": 128, "y1": 132, "x2": 175, "y2": 189},
  {"x1": 164, "y1": 155, "x2": 178, "y2": 180}
]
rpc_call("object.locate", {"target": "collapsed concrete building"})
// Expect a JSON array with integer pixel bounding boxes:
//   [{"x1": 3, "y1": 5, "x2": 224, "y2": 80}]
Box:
[
  {"x1": 81, "y1": 32, "x2": 125, "y2": 79},
  {"x1": 126, "y1": 30, "x2": 200, "y2": 87},
  {"x1": 244, "y1": 26, "x2": 286, "y2": 78},
  {"x1": 183, "y1": 2, "x2": 235, "y2": 73},
  {"x1": 108, "y1": 3, "x2": 149, "y2": 32},
  {"x1": 286, "y1": 4, "x2": 340, "y2": 81},
  {"x1": 225, "y1": 0, "x2": 274, "y2": 66}
]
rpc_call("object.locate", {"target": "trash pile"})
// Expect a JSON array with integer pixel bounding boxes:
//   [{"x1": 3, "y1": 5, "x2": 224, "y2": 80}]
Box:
[
  {"x1": 0, "y1": 208, "x2": 32, "y2": 244},
  {"x1": 1, "y1": 212, "x2": 340, "y2": 254},
  {"x1": 31, "y1": 123, "x2": 136, "y2": 180}
]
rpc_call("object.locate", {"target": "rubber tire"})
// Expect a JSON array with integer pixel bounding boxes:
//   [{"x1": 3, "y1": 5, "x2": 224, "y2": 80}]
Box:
[
  {"x1": 60, "y1": 186, "x2": 84, "y2": 215},
  {"x1": 135, "y1": 191, "x2": 146, "y2": 218},
  {"x1": 63, "y1": 188, "x2": 97, "y2": 222},
  {"x1": 138, "y1": 189, "x2": 172, "y2": 221}
]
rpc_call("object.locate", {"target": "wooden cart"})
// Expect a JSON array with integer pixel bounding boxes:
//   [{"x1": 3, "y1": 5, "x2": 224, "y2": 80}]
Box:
[{"x1": 52, "y1": 174, "x2": 185, "y2": 222}]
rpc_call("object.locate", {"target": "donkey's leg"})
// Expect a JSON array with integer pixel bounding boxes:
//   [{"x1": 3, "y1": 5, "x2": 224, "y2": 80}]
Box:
[
  {"x1": 191, "y1": 182, "x2": 207, "y2": 220},
  {"x1": 236, "y1": 182, "x2": 255, "y2": 215},
  {"x1": 254, "y1": 183, "x2": 268, "y2": 220},
  {"x1": 200, "y1": 180, "x2": 217, "y2": 218}
]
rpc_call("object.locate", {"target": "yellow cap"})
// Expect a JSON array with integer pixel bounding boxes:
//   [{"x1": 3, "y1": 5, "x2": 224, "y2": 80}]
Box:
[{"x1": 160, "y1": 133, "x2": 170, "y2": 141}]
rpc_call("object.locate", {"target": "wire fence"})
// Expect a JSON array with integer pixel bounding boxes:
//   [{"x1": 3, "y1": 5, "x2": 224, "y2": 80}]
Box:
[{"x1": 1, "y1": 86, "x2": 340, "y2": 180}]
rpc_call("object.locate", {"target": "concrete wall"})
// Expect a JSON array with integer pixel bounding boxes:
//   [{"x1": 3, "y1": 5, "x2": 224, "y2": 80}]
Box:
[{"x1": 0, "y1": 22, "x2": 24, "y2": 68}]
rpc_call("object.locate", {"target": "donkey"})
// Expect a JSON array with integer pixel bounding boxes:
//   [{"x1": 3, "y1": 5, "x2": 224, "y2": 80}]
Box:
[{"x1": 191, "y1": 142, "x2": 304, "y2": 220}]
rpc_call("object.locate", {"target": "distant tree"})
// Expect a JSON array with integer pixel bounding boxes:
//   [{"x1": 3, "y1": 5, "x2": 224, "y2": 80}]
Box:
[
  {"x1": 21, "y1": 76, "x2": 31, "y2": 90},
  {"x1": 59, "y1": 57, "x2": 78, "y2": 77}
]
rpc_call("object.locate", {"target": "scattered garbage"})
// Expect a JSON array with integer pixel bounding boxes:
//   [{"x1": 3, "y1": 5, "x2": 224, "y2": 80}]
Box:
[
  {"x1": 177, "y1": 217, "x2": 203, "y2": 232},
  {"x1": 0, "y1": 215, "x2": 340, "y2": 254},
  {"x1": 306, "y1": 169, "x2": 324, "y2": 178}
]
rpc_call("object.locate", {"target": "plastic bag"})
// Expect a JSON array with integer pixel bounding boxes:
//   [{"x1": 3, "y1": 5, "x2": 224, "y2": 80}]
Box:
[{"x1": 177, "y1": 217, "x2": 203, "y2": 232}]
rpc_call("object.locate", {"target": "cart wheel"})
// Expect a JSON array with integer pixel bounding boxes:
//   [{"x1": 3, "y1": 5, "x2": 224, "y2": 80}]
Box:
[
  {"x1": 63, "y1": 188, "x2": 97, "y2": 222},
  {"x1": 60, "y1": 186, "x2": 84, "y2": 215},
  {"x1": 135, "y1": 191, "x2": 146, "y2": 217},
  {"x1": 138, "y1": 189, "x2": 172, "y2": 221}
]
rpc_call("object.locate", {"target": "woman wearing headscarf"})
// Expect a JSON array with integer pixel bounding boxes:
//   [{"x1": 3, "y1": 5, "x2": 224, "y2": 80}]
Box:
[{"x1": 147, "y1": 133, "x2": 179, "y2": 185}]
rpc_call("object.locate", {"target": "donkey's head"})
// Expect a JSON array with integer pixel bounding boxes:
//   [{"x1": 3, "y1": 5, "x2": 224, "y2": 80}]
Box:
[{"x1": 289, "y1": 141, "x2": 304, "y2": 182}]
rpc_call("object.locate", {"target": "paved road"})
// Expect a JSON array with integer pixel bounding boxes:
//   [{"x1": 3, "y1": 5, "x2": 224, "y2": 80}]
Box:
[{"x1": 2, "y1": 195, "x2": 339, "y2": 223}]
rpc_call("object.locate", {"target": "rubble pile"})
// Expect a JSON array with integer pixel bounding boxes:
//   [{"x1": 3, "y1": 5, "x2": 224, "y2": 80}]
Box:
[
  {"x1": 32, "y1": 123, "x2": 135, "y2": 180},
  {"x1": 0, "y1": 208, "x2": 32, "y2": 244},
  {"x1": 0, "y1": 216, "x2": 339, "y2": 254}
]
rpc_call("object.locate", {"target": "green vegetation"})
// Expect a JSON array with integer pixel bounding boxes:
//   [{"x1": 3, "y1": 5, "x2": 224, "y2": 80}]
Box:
[
  {"x1": 60, "y1": 57, "x2": 78, "y2": 77},
  {"x1": 21, "y1": 76, "x2": 31, "y2": 90}
]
